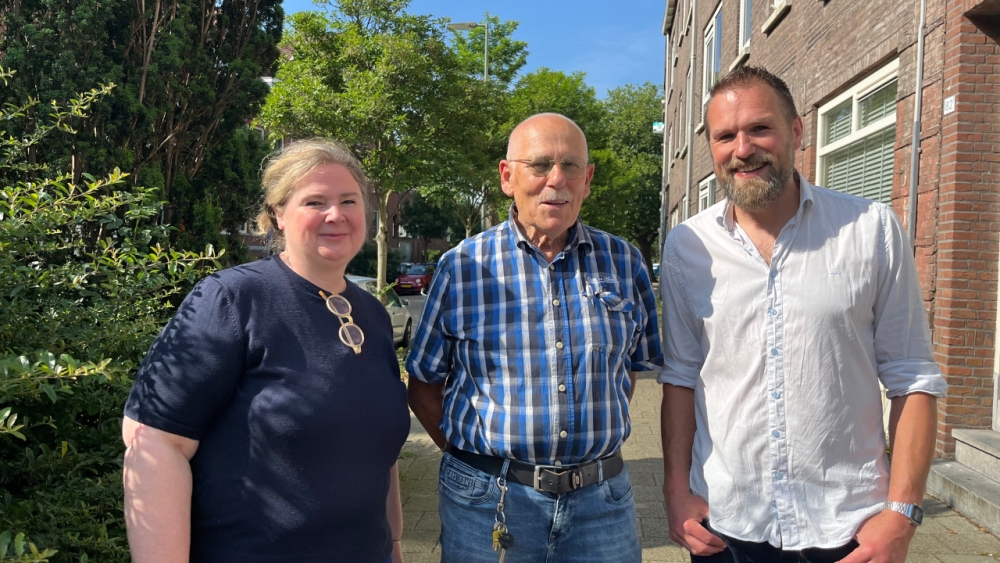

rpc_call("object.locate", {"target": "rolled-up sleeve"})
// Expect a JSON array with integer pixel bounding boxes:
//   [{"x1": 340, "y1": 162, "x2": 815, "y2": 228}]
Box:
[
  {"x1": 405, "y1": 255, "x2": 454, "y2": 385},
  {"x1": 658, "y1": 232, "x2": 704, "y2": 388},
  {"x1": 873, "y1": 205, "x2": 947, "y2": 398}
]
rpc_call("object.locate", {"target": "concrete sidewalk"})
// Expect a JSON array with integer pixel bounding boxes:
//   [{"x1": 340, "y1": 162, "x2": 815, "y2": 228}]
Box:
[{"x1": 397, "y1": 372, "x2": 1000, "y2": 562}]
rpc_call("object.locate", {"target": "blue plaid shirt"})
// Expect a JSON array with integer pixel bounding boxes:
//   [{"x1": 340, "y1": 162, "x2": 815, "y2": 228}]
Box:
[{"x1": 406, "y1": 211, "x2": 663, "y2": 464}]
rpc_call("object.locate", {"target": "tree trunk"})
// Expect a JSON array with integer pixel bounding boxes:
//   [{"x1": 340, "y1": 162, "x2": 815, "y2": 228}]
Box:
[
  {"x1": 375, "y1": 192, "x2": 390, "y2": 299},
  {"x1": 636, "y1": 238, "x2": 654, "y2": 276}
]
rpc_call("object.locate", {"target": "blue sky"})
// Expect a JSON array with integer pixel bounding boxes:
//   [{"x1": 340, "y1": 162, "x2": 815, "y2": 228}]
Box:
[{"x1": 280, "y1": 0, "x2": 667, "y2": 97}]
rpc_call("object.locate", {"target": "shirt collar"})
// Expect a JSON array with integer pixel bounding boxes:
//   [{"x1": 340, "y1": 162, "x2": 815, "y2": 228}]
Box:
[
  {"x1": 719, "y1": 171, "x2": 815, "y2": 232},
  {"x1": 507, "y1": 203, "x2": 593, "y2": 254}
]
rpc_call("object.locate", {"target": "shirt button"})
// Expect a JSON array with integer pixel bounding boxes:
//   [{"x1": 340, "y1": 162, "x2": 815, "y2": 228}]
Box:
[
  {"x1": 769, "y1": 270, "x2": 777, "y2": 278},
  {"x1": 558, "y1": 384, "x2": 567, "y2": 392},
  {"x1": 771, "y1": 501, "x2": 777, "y2": 509},
  {"x1": 769, "y1": 308, "x2": 777, "y2": 316},
  {"x1": 771, "y1": 348, "x2": 778, "y2": 356},
  {"x1": 772, "y1": 391, "x2": 780, "y2": 399},
  {"x1": 772, "y1": 430, "x2": 781, "y2": 438},
  {"x1": 554, "y1": 461, "x2": 562, "y2": 467},
  {"x1": 549, "y1": 264, "x2": 555, "y2": 270},
  {"x1": 773, "y1": 513, "x2": 780, "y2": 520},
  {"x1": 775, "y1": 472, "x2": 783, "y2": 480},
  {"x1": 556, "y1": 341, "x2": 564, "y2": 349},
  {"x1": 559, "y1": 430, "x2": 568, "y2": 438},
  {"x1": 553, "y1": 299, "x2": 561, "y2": 307}
]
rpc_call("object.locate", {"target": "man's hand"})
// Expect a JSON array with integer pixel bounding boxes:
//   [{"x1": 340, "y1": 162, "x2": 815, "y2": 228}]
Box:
[
  {"x1": 663, "y1": 488, "x2": 726, "y2": 556},
  {"x1": 836, "y1": 511, "x2": 915, "y2": 563}
]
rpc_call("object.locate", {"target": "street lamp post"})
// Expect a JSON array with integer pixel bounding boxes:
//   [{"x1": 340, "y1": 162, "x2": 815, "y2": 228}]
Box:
[
  {"x1": 447, "y1": 12, "x2": 489, "y2": 81},
  {"x1": 448, "y1": 13, "x2": 493, "y2": 231}
]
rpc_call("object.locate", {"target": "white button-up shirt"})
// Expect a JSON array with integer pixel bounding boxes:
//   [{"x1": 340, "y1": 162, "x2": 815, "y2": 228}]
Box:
[{"x1": 659, "y1": 176, "x2": 947, "y2": 549}]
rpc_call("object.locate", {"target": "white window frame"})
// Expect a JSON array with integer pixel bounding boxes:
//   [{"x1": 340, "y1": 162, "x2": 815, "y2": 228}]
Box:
[
  {"x1": 698, "y1": 174, "x2": 717, "y2": 212},
  {"x1": 682, "y1": 193, "x2": 690, "y2": 221},
  {"x1": 816, "y1": 59, "x2": 899, "y2": 189},
  {"x1": 739, "y1": 0, "x2": 753, "y2": 53},
  {"x1": 702, "y1": 4, "x2": 724, "y2": 118},
  {"x1": 670, "y1": 207, "x2": 680, "y2": 229}
]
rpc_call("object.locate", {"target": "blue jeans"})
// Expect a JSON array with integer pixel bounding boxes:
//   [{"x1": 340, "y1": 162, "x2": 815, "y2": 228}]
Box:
[
  {"x1": 438, "y1": 451, "x2": 641, "y2": 563},
  {"x1": 691, "y1": 521, "x2": 859, "y2": 563}
]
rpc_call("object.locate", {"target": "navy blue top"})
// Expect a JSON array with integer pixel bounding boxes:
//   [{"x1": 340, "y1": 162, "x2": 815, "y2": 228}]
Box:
[{"x1": 125, "y1": 256, "x2": 410, "y2": 563}]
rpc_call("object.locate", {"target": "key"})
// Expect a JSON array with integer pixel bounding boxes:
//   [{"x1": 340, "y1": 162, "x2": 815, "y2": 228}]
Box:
[
  {"x1": 496, "y1": 528, "x2": 514, "y2": 563},
  {"x1": 492, "y1": 523, "x2": 506, "y2": 552}
]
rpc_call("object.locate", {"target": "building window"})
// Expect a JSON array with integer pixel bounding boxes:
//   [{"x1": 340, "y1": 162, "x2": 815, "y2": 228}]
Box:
[
  {"x1": 671, "y1": 207, "x2": 680, "y2": 228},
  {"x1": 703, "y1": 4, "x2": 724, "y2": 116},
  {"x1": 682, "y1": 193, "x2": 690, "y2": 221},
  {"x1": 698, "y1": 175, "x2": 717, "y2": 212},
  {"x1": 668, "y1": 131, "x2": 674, "y2": 168},
  {"x1": 739, "y1": 0, "x2": 753, "y2": 52},
  {"x1": 816, "y1": 59, "x2": 899, "y2": 203}
]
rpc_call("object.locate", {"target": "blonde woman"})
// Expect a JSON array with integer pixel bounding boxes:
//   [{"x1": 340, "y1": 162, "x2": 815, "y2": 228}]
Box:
[{"x1": 122, "y1": 139, "x2": 408, "y2": 563}]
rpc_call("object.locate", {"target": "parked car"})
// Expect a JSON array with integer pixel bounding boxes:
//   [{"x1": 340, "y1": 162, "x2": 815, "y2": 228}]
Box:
[
  {"x1": 395, "y1": 263, "x2": 435, "y2": 295},
  {"x1": 652, "y1": 262, "x2": 660, "y2": 280},
  {"x1": 347, "y1": 275, "x2": 413, "y2": 349}
]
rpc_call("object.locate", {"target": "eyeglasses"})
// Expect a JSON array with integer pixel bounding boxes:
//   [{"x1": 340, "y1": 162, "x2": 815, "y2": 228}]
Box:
[
  {"x1": 508, "y1": 158, "x2": 588, "y2": 180},
  {"x1": 319, "y1": 291, "x2": 364, "y2": 354}
]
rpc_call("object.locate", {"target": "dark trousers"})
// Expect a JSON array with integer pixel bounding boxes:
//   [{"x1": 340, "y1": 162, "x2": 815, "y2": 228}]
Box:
[{"x1": 691, "y1": 522, "x2": 859, "y2": 563}]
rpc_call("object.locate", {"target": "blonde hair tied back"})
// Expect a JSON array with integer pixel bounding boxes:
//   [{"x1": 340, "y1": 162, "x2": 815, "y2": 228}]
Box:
[{"x1": 254, "y1": 138, "x2": 371, "y2": 252}]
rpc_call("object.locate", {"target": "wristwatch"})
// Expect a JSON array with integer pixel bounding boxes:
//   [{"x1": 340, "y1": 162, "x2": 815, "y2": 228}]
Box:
[{"x1": 883, "y1": 501, "x2": 924, "y2": 526}]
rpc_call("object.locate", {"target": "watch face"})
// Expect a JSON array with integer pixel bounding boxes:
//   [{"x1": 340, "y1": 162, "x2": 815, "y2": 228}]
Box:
[{"x1": 911, "y1": 505, "x2": 924, "y2": 525}]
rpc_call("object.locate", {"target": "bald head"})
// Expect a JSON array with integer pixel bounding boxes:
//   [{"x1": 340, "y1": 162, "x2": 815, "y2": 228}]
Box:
[{"x1": 507, "y1": 113, "x2": 589, "y2": 160}]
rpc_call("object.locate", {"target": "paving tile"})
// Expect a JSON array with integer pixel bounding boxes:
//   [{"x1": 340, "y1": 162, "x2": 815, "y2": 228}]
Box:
[{"x1": 394, "y1": 378, "x2": 1000, "y2": 561}]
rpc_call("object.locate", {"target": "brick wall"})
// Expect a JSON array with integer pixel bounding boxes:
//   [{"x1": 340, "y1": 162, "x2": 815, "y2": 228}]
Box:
[
  {"x1": 931, "y1": 4, "x2": 1000, "y2": 455},
  {"x1": 662, "y1": 0, "x2": 1000, "y2": 457}
]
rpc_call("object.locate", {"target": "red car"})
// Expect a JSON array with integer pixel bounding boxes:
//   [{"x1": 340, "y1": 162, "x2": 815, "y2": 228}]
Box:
[{"x1": 395, "y1": 263, "x2": 436, "y2": 294}]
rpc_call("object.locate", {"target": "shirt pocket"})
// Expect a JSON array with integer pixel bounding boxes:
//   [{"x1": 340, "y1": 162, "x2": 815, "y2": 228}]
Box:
[{"x1": 585, "y1": 283, "x2": 638, "y2": 358}]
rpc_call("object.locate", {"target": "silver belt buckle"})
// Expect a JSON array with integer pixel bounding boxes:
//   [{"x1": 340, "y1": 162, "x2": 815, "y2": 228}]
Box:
[
  {"x1": 533, "y1": 464, "x2": 563, "y2": 492},
  {"x1": 533, "y1": 464, "x2": 586, "y2": 492}
]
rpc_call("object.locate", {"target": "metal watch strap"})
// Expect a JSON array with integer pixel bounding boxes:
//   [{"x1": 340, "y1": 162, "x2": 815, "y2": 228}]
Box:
[{"x1": 883, "y1": 501, "x2": 924, "y2": 526}]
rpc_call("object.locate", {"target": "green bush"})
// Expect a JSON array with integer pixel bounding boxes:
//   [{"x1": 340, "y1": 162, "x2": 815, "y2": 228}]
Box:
[
  {"x1": 0, "y1": 69, "x2": 219, "y2": 562},
  {"x1": 346, "y1": 241, "x2": 402, "y2": 280}
]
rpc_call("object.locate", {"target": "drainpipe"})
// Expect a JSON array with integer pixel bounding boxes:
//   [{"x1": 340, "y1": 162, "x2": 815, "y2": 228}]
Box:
[
  {"x1": 685, "y1": 0, "x2": 697, "y2": 222},
  {"x1": 660, "y1": 37, "x2": 670, "y2": 255},
  {"x1": 907, "y1": 0, "x2": 927, "y2": 248}
]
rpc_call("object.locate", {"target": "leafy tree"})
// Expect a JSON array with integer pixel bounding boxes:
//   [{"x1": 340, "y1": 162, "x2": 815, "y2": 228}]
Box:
[
  {"x1": 259, "y1": 0, "x2": 489, "y2": 290},
  {"x1": 0, "y1": 0, "x2": 283, "y2": 260},
  {"x1": 347, "y1": 242, "x2": 402, "y2": 281},
  {"x1": 399, "y1": 194, "x2": 456, "y2": 260},
  {"x1": 0, "y1": 71, "x2": 218, "y2": 562},
  {"x1": 449, "y1": 14, "x2": 529, "y2": 86},
  {"x1": 507, "y1": 68, "x2": 608, "y2": 147},
  {"x1": 580, "y1": 83, "x2": 663, "y2": 266},
  {"x1": 443, "y1": 14, "x2": 529, "y2": 230}
]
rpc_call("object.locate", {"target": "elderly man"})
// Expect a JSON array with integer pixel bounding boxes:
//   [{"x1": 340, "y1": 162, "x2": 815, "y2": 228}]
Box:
[
  {"x1": 659, "y1": 65, "x2": 947, "y2": 563},
  {"x1": 407, "y1": 112, "x2": 662, "y2": 563}
]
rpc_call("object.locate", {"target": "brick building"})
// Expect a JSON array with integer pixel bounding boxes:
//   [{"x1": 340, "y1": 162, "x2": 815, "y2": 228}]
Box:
[{"x1": 660, "y1": 0, "x2": 1000, "y2": 533}]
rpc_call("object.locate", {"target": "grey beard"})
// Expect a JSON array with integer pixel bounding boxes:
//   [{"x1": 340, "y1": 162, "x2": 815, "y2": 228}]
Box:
[{"x1": 720, "y1": 155, "x2": 793, "y2": 212}]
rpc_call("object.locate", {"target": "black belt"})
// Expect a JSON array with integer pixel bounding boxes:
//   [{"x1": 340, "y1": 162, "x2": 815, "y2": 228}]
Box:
[{"x1": 446, "y1": 447, "x2": 625, "y2": 494}]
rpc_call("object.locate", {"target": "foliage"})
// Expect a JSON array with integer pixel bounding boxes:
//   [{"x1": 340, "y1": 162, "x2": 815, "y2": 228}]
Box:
[
  {"x1": 0, "y1": 0, "x2": 283, "y2": 261},
  {"x1": 259, "y1": 0, "x2": 491, "y2": 289},
  {"x1": 0, "y1": 72, "x2": 219, "y2": 562},
  {"x1": 449, "y1": 14, "x2": 529, "y2": 86},
  {"x1": 399, "y1": 194, "x2": 457, "y2": 259},
  {"x1": 347, "y1": 242, "x2": 402, "y2": 280},
  {"x1": 580, "y1": 83, "x2": 664, "y2": 266},
  {"x1": 507, "y1": 68, "x2": 608, "y2": 148}
]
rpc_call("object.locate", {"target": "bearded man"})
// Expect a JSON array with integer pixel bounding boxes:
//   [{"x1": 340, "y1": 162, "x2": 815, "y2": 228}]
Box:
[{"x1": 658, "y1": 66, "x2": 946, "y2": 563}]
